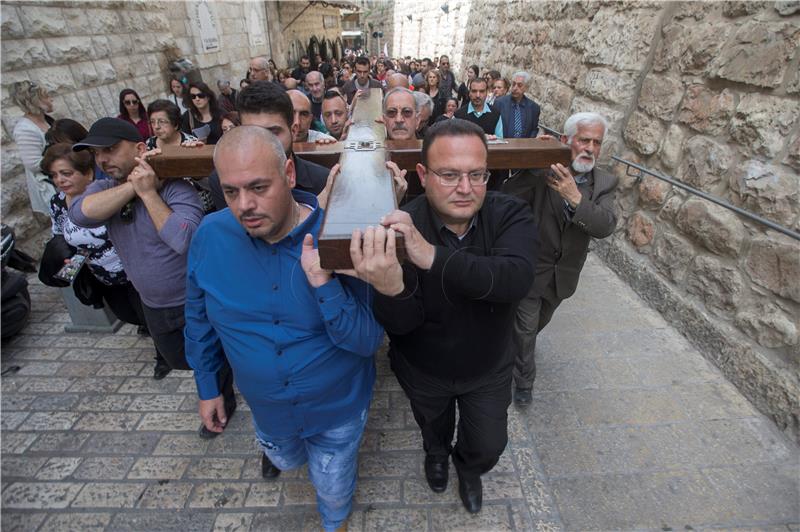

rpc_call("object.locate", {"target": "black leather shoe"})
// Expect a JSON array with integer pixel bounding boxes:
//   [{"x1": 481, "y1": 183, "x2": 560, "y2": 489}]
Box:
[
  {"x1": 514, "y1": 387, "x2": 533, "y2": 408},
  {"x1": 261, "y1": 454, "x2": 281, "y2": 479},
  {"x1": 153, "y1": 360, "x2": 171, "y2": 380},
  {"x1": 424, "y1": 454, "x2": 449, "y2": 493},
  {"x1": 457, "y1": 473, "x2": 482, "y2": 513},
  {"x1": 198, "y1": 401, "x2": 237, "y2": 439}
]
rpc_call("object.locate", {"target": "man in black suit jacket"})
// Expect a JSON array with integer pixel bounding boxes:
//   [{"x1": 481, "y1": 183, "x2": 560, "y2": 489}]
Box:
[
  {"x1": 492, "y1": 71, "x2": 540, "y2": 139},
  {"x1": 502, "y1": 112, "x2": 618, "y2": 408}
]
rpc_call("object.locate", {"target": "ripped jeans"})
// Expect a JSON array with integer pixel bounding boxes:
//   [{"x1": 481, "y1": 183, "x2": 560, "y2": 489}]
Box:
[{"x1": 254, "y1": 409, "x2": 367, "y2": 531}]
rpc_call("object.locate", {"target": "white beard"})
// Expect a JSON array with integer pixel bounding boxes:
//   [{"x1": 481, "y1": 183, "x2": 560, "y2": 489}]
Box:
[{"x1": 572, "y1": 153, "x2": 595, "y2": 174}]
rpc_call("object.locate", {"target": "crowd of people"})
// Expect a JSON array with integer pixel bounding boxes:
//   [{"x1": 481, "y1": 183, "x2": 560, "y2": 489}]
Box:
[{"x1": 8, "y1": 50, "x2": 617, "y2": 531}]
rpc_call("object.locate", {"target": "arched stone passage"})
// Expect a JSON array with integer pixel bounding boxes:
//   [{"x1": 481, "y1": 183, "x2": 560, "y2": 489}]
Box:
[
  {"x1": 307, "y1": 36, "x2": 321, "y2": 60},
  {"x1": 334, "y1": 37, "x2": 344, "y2": 60}
]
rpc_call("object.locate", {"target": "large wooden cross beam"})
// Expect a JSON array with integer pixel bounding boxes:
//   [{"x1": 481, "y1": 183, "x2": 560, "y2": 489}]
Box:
[
  {"x1": 150, "y1": 103, "x2": 571, "y2": 268},
  {"x1": 150, "y1": 137, "x2": 571, "y2": 177}
]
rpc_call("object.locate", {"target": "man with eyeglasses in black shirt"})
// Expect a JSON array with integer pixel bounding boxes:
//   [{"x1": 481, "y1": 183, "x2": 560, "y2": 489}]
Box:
[{"x1": 373, "y1": 119, "x2": 539, "y2": 514}]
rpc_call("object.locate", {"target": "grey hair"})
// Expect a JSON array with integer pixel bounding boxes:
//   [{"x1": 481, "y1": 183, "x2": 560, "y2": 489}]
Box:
[
  {"x1": 216, "y1": 79, "x2": 230, "y2": 87},
  {"x1": 412, "y1": 91, "x2": 433, "y2": 115},
  {"x1": 10, "y1": 81, "x2": 49, "y2": 115},
  {"x1": 563, "y1": 112, "x2": 608, "y2": 139},
  {"x1": 511, "y1": 71, "x2": 531, "y2": 86},
  {"x1": 383, "y1": 87, "x2": 419, "y2": 112},
  {"x1": 305, "y1": 71, "x2": 323, "y2": 84},
  {"x1": 213, "y1": 125, "x2": 287, "y2": 178},
  {"x1": 251, "y1": 56, "x2": 269, "y2": 70}
]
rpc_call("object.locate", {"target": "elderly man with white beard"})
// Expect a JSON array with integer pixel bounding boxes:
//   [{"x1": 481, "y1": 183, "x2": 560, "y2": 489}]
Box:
[{"x1": 501, "y1": 112, "x2": 619, "y2": 407}]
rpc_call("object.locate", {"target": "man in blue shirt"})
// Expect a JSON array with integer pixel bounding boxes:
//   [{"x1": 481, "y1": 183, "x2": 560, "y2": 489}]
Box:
[{"x1": 185, "y1": 126, "x2": 398, "y2": 532}]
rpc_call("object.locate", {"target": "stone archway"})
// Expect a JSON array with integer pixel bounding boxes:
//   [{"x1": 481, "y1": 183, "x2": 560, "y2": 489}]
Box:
[
  {"x1": 320, "y1": 38, "x2": 330, "y2": 61},
  {"x1": 334, "y1": 37, "x2": 344, "y2": 60},
  {"x1": 307, "y1": 36, "x2": 321, "y2": 60}
]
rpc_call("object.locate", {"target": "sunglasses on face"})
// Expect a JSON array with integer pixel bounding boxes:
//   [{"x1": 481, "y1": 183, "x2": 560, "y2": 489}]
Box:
[
  {"x1": 190, "y1": 93, "x2": 207, "y2": 100},
  {"x1": 124, "y1": 99, "x2": 139, "y2": 105},
  {"x1": 384, "y1": 107, "x2": 415, "y2": 119}
]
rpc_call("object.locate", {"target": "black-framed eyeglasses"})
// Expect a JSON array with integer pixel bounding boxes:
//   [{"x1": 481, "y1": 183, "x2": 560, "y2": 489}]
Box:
[
  {"x1": 124, "y1": 99, "x2": 139, "y2": 105},
  {"x1": 190, "y1": 93, "x2": 207, "y2": 100},
  {"x1": 384, "y1": 107, "x2": 415, "y2": 119},
  {"x1": 120, "y1": 201, "x2": 135, "y2": 224},
  {"x1": 428, "y1": 168, "x2": 490, "y2": 187}
]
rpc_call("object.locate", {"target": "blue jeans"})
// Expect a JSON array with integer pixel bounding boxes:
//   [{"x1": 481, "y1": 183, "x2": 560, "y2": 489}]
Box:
[{"x1": 254, "y1": 409, "x2": 367, "y2": 531}]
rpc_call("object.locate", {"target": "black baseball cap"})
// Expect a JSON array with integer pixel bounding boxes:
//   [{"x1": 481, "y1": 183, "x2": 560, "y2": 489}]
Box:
[{"x1": 72, "y1": 117, "x2": 141, "y2": 151}]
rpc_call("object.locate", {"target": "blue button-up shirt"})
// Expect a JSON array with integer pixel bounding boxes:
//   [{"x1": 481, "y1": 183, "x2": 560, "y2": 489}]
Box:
[
  {"x1": 467, "y1": 101, "x2": 504, "y2": 138},
  {"x1": 185, "y1": 190, "x2": 382, "y2": 438}
]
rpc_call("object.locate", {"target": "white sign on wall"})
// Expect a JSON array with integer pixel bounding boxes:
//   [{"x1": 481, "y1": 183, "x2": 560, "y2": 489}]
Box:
[
  {"x1": 247, "y1": 5, "x2": 266, "y2": 47},
  {"x1": 190, "y1": 0, "x2": 220, "y2": 53}
]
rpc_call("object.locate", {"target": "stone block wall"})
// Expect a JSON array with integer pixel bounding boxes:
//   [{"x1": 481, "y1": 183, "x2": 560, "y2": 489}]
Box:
[
  {"x1": 1, "y1": 0, "x2": 271, "y2": 255},
  {"x1": 366, "y1": 0, "x2": 800, "y2": 441}
]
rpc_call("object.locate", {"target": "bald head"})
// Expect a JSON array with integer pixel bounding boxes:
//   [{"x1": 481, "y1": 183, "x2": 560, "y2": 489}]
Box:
[
  {"x1": 287, "y1": 89, "x2": 313, "y2": 143},
  {"x1": 386, "y1": 72, "x2": 409, "y2": 90},
  {"x1": 214, "y1": 126, "x2": 298, "y2": 243},
  {"x1": 214, "y1": 125, "x2": 286, "y2": 174},
  {"x1": 305, "y1": 70, "x2": 325, "y2": 100},
  {"x1": 284, "y1": 78, "x2": 298, "y2": 90}
]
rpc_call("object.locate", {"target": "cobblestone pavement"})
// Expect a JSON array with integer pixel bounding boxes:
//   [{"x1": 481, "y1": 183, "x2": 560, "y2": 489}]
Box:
[{"x1": 2, "y1": 254, "x2": 798, "y2": 531}]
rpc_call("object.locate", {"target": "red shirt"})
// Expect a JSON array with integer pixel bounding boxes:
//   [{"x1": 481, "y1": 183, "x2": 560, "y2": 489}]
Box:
[{"x1": 118, "y1": 114, "x2": 151, "y2": 141}]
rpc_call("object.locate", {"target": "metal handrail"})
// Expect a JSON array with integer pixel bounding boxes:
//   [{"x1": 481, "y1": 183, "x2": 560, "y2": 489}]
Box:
[
  {"x1": 537, "y1": 123, "x2": 799, "y2": 241},
  {"x1": 612, "y1": 156, "x2": 800, "y2": 242},
  {"x1": 539, "y1": 125, "x2": 563, "y2": 138}
]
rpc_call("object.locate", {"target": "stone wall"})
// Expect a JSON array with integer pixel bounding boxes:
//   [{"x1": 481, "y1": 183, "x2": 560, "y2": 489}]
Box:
[
  {"x1": 0, "y1": 0, "x2": 274, "y2": 255},
  {"x1": 365, "y1": 0, "x2": 800, "y2": 441}
]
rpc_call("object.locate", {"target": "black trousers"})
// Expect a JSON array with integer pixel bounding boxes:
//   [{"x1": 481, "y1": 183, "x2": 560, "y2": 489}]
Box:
[
  {"x1": 96, "y1": 281, "x2": 145, "y2": 326},
  {"x1": 389, "y1": 348, "x2": 512, "y2": 479},
  {"x1": 141, "y1": 303, "x2": 236, "y2": 407}
]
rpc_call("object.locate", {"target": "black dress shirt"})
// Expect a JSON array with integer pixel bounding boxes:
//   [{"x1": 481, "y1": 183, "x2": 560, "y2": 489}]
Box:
[{"x1": 373, "y1": 192, "x2": 539, "y2": 380}]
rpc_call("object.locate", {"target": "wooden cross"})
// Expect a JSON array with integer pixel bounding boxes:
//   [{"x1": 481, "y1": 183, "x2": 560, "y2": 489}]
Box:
[{"x1": 150, "y1": 99, "x2": 571, "y2": 268}]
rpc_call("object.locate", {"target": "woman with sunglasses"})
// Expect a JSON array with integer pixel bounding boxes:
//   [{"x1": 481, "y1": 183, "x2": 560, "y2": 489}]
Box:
[
  {"x1": 180, "y1": 81, "x2": 224, "y2": 145},
  {"x1": 10, "y1": 80, "x2": 57, "y2": 214},
  {"x1": 117, "y1": 88, "x2": 150, "y2": 141}
]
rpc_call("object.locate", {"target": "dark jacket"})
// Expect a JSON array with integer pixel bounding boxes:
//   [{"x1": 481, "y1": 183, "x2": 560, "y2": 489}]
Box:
[
  {"x1": 454, "y1": 104, "x2": 501, "y2": 135},
  {"x1": 373, "y1": 192, "x2": 539, "y2": 380},
  {"x1": 208, "y1": 154, "x2": 328, "y2": 211},
  {"x1": 502, "y1": 167, "x2": 617, "y2": 301},
  {"x1": 492, "y1": 94, "x2": 541, "y2": 138}
]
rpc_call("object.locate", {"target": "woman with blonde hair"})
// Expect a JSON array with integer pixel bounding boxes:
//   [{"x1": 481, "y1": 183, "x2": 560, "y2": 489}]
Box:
[{"x1": 10, "y1": 81, "x2": 57, "y2": 214}]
